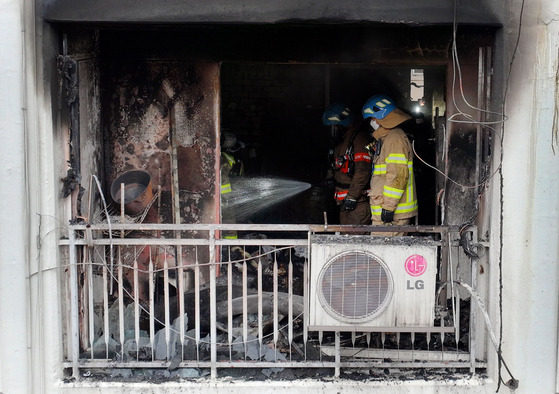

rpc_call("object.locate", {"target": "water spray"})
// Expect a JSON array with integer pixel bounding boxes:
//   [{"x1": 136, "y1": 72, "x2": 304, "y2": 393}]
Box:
[{"x1": 224, "y1": 177, "x2": 311, "y2": 221}]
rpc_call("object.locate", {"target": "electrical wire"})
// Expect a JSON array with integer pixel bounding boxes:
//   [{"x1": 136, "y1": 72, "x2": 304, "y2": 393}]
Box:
[
  {"x1": 453, "y1": 281, "x2": 518, "y2": 390},
  {"x1": 495, "y1": 0, "x2": 525, "y2": 391},
  {"x1": 449, "y1": 1, "x2": 508, "y2": 127},
  {"x1": 448, "y1": 0, "x2": 525, "y2": 390},
  {"x1": 412, "y1": 139, "x2": 501, "y2": 190}
]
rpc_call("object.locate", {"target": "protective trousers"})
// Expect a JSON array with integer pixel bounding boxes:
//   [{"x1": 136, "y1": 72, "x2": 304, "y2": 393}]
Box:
[{"x1": 340, "y1": 196, "x2": 371, "y2": 225}]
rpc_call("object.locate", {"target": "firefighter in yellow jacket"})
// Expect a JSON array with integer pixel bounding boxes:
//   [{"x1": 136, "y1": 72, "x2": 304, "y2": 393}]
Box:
[
  {"x1": 322, "y1": 103, "x2": 372, "y2": 225},
  {"x1": 220, "y1": 132, "x2": 244, "y2": 239},
  {"x1": 362, "y1": 95, "x2": 418, "y2": 235}
]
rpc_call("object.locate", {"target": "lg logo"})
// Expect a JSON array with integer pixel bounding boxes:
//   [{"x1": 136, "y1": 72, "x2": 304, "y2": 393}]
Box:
[
  {"x1": 405, "y1": 255, "x2": 427, "y2": 291},
  {"x1": 407, "y1": 279, "x2": 425, "y2": 290}
]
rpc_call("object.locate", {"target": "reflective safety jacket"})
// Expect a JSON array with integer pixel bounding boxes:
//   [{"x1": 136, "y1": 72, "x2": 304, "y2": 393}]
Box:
[
  {"x1": 220, "y1": 152, "x2": 238, "y2": 239},
  {"x1": 332, "y1": 127, "x2": 372, "y2": 203},
  {"x1": 220, "y1": 152, "x2": 235, "y2": 195},
  {"x1": 369, "y1": 126, "x2": 418, "y2": 220}
]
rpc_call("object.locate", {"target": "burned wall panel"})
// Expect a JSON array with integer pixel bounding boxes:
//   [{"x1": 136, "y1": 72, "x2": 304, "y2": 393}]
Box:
[
  {"x1": 442, "y1": 30, "x2": 495, "y2": 226},
  {"x1": 104, "y1": 60, "x2": 218, "y2": 225},
  {"x1": 78, "y1": 58, "x2": 103, "y2": 219}
]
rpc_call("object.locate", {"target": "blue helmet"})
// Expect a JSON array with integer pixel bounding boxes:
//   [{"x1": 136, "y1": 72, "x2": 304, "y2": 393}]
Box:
[
  {"x1": 322, "y1": 103, "x2": 354, "y2": 127},
  {"x1": 362, "y1": 95, "x2": 397, "y2": 120}
]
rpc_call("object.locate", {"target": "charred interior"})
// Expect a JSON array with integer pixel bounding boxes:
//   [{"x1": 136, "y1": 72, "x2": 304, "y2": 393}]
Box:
[
  {"x1": 57, "y1": 22, "x2": 496, "y2": 378},
  {"x1": 62, "y1": 24, "x2": 495, "y2": 227}
]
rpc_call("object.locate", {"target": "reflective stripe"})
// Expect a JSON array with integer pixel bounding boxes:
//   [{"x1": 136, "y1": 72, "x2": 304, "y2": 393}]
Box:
[
  {"x1": 383, "y1": 185, "x2": 404, "y2": 199},
  {"x1": 395, "y1": 200, "x2": 418, "y2": 213},
  {"x1": 334, "y1": 190, "x2": 348, "y2": 201},
  {"x1": 354, "y1": 152, "x2": 371, "y2": 162},
  {"x1": 375, "y1": 98, "x2": 392, "y2": 108},
  {"x1": 327, "y1": 115, "x2": 340, "y2": 122},
  {"x1": 221, "y1": 183, "x2": 232, "y2": 194},
  {"x1": 385, "y1": 153, "x2": 408, "y2": 164},
  {"x1": 406, "y1": 167, "x2": 414, "y2": 203},
  {"x1": 373, "y1": 164, "x2": 386, "y2": 175},
  {"x1": 370, "y1": 199, "x2": 418, "y2": 216},
  {"x1": 223, "y1": 235, "x2": 238, "y2": 239},
  {"x1": 374, "y1": 161, "x2": 412, "y2": 175},
  {"x1": 222, "y1": 152, "x2": 236, "y2": 167}
]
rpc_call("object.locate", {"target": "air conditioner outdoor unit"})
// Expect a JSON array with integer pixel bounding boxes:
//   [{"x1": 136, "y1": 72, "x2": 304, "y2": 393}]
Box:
[{"x1": 308, "y1": 234, "x2": 439, "y2": 331}]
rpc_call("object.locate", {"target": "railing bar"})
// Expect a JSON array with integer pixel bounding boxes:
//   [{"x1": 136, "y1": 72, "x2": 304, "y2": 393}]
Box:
[
  {"x1": 396, "y1": 332, "x2": 401, "y2": 361},
  {"x1": 335, "y1": 332, "x2": 340, "y2": 377},
  {"x1": 148, "y1": 256, "x2": 155, "y2": 361},
  {"x1": 257, "y1": 248, "x2": 263, "y2": 357},
  {"x1": 69, "y1": 239, "x2": 210, "y2": 246},
  {"x1": 441, "y1": 332, "x2": 445, "y2": 362},
  {"x1": 87, "y1": 249, "x2": 95, "y2": 360},
  {"x1": 102, "y1": 247, "x2": 110, "y2": 363},
  {"x1": 67, "y1": 223, "x2": 459, "y2": 233},
  {"x1": 64, "y1": 236, "x2": 448, "y2": 247},
  {"x1": 227, "y1": 246, "x2": 233, "y2": 361},
  {"x1": 164, "y1": 254, "x2": 171, "y2": 361},
  {"x1": 427, "y1": 332, "x2": 431, "y2": 362},
  {"x1": 67, "y1": 223, "x2": 315, "y2": 231},
  {"x1": 469, "y1": 226, "x2": 478, "y2": 374},
  {"x1": 64, "y1": 237, "x2": 444, "y2": 247},
  {"x1": 307, "y1": 326, "x2": 455, "y2": 333},
  {"x1": 352, "y1": 332, "x2": 356, "y2": 359},
  {"x1": 304, "y1": 231, "x2": 310, "y2": 361},
  {"x1": 209, "y1": 230, "x2": 217, "y2": 379},
  {"x1": 411, "y1": 332, "x2": 415, "y2": 362},
  {"x1": 177, "y1": 245, "x2": 185, "y2": 361},
  {"x1": 455, "y1": 285, "x2": 460, "y2": 352},
  {"x1": 318, "y1": 331, "x2": 323, "y2": 362},
  {"x1": 194, "y1": 247, "x2": 201, "y2": 360},
  {"x1": 66, "y1": 360, "x2": 480, "y2": 369},
  {"x1": 68, "y1": 229, "x2": 80, "y2": 378},
  {"x1": 242, "y1": 253, "x2": 248, "y2": 361},
  {"x1": 216, "y1": 240, "x2": 310, "y2": 246},
  {"x1": 273, "y1": 251, "x2": 279, "y2": 359},
  {"x1": 288, "y1": 252, "x2": 293, "y2": 361},
  {"x1": 118, "y1": 248, "x2": 125, "y2": 353},
  {"x1": 134, "y1": 250, "x2": 140, "y2": 362},
  {"x1": 63, "y1": 238, "x2": 310, "y2": 247}
]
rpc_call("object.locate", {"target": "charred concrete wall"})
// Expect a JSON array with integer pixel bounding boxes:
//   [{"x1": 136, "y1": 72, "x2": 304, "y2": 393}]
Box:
[
  {"x1": 42, "y1": 0, "x2": 502, "y2": 26},
  {"x1": 103, "y1": 60, "x2": 219, "y2": 225}
]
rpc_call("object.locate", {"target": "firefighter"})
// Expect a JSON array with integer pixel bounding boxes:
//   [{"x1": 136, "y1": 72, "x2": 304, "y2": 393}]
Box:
[
  {"x1": 362, "y1": 94, "x2": 418, "y2": 236},
  {"x1": 322, "y1": 103, "x2": 372, "y2": 225},
  {"x1": 220, "y1": 132, "x2": 245, "y2": 239}
]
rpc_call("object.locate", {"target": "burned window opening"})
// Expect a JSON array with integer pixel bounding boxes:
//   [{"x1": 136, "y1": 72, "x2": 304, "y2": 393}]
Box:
[{"x1": 57, "y1": 24, "x2": 495, "y2": 381}]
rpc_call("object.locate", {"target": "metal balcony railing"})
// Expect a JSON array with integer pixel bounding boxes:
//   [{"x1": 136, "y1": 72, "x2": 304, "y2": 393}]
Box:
[{"x1": 61, "y1": 223, "x2": 486, "y2": 380}]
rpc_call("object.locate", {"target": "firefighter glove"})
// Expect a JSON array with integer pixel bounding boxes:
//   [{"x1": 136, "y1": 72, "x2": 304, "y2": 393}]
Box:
[
  {"x1": 341, "y1": 198, "x2": 357, "y2": 211},
  {"x1": 381, "y1": 209, "x2": 394, "y2": 223}
]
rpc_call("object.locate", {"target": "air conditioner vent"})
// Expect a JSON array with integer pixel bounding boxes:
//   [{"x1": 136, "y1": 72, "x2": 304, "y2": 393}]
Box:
[
  {"x1": 309, "y1": 234, "x2": 439, "y2": 331},
  {"x1": 318, "y1": 251, "x2": 393, "y2": 323}
]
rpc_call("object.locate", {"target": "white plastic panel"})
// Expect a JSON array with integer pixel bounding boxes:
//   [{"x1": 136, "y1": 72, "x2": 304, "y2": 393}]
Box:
[{"x1": 309, "y1": 235, "x2": 438, "y2": 331}]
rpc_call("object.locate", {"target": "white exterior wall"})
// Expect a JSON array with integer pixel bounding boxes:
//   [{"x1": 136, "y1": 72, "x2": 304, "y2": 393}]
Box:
[
  {"x1": 0, "y1": 0, "x2": 558, "y2": 393},
  {"x1": 495, "y1": 0, "x2": 559, "y2": 392},
  {"x1": 0, "y1": 0, "x2": 30, "y2": 393}
]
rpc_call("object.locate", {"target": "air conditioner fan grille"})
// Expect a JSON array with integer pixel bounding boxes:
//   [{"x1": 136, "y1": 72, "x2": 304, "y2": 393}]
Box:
[{"x1": 319, "y1": 251, "x2": 392, "y2": 321}]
